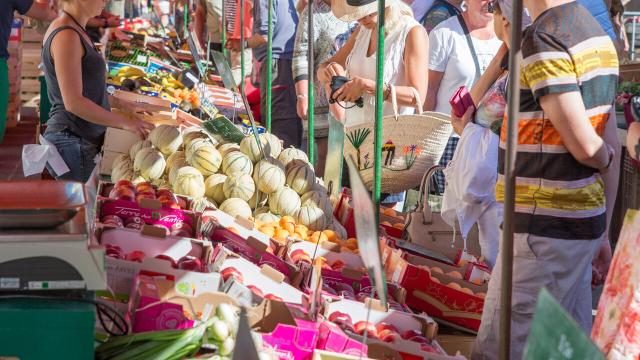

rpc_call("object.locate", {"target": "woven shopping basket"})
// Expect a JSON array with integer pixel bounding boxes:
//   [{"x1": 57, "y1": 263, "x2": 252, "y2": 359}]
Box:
[{"x1": 343, "y1": 87, "x2": 452, "y2": 194}]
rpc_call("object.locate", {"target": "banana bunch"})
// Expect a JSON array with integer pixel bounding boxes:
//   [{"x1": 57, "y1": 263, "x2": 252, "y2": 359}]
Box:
[
  {"x1": 161, "y1": 77, "x2": 185, "y2": 90},
  {"x1": 116, "y1": 66, "x2": 146, "y2": 79}
]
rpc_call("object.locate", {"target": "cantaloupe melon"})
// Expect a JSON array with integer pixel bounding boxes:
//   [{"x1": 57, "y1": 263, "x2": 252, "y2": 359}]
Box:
[
  {"x1": 168, "y1": 157, "x2": 189, "y2": 185},
  {"x1": 219, "y1": 198, "x2": 252, "y2": 219},
  {"x1": 185, "y1": 138, "x2": 215, "y2": 159},
  {"x1": 173, "y1": 166, "x2": 205, "y2": 198},
  {"x1": 301, "y1": 190, "x2": 333, "y2": 222},
  {"x1": 188, "y1": 146, "x2": 222, "y2": 176},
  {"x1": 248, "y1": 190, "x2": 268, "y2": 208},
  {"x1": 255, "y1": 212, "x2": 280, "y2": 224},
  {"x1": 278, "y1": 146, "x2": 309, "y2": 167},
  {"x1": 222, "y1": 173, "x2": 255, "y2": 201},
  {"x1": 269, "y1": 187, "x2": 301, "y2": 216},
  {"x1": 149, "y1": 125, "x2": 183, "y2": 156},
  {"x1": 165, "y1": 151, "x2": 186, "y2": 174},
  {"x1": 263, "y1": 132, "x2": 283, "y2": 158},
  {"x1": 295, "y1": 205, "x2": 326, "y2": 231},
  {"x1": 253, "y1": 157, "x2": 285, "y2": 194},
  {"x1": 217, "y1": 143, "x2": 241, "y2": 156},
  {"x1": 182, "y1": 128, "x2": 215, "y2": 146},
  {"x1": 204, "y1": 174, "x2": 228, "y2": 204},
  {"x1": 286, "y1": 161, "x2": 315, "y2": 195},
  {"x1": 240, "y1": 134, "x2": 268, "y2": 163},
  {"x1": 129, "y1": 139, "x2": 153, "y2": 161},
  {"x1": 134, "y1": 148, "x2": 166, "y2": 180},
  {"x1": 222, "y1": 151, "x2": 253, "y2": 176}
]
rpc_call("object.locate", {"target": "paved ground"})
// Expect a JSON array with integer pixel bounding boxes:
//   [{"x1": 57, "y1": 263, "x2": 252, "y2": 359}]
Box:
[{"x1": 0, "y1": 108, "x2": 38, "y2": 181}]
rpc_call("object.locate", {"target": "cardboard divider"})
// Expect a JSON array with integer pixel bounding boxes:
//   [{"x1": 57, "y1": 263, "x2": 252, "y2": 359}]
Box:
[
  {"x1": 96, "y1": 226, "x2": 211, "y2": 264},
  {"x1": 211, "y1": 245, "x2": 305, "y2": 305}
]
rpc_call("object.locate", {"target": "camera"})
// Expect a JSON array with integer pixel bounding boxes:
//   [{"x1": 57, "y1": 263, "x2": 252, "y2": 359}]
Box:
[{"x1": 329, "y1": 76, "x2": 364, "y2": 108}]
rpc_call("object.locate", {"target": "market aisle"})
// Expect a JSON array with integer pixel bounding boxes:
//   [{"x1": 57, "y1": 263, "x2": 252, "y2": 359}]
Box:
[{"x1": 0, "y1": 109, "x2": 37, "y2": 181}]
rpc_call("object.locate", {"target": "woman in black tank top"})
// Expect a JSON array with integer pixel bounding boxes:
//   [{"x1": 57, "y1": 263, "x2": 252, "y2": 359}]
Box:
[{"x1": 42, "y1": 0, "x2": 154, "y2": 182}]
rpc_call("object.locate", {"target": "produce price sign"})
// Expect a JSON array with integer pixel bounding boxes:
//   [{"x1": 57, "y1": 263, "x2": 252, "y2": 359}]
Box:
[
  {"x1": 523, "y1": 289, "x2": 604, "y2": 360},
  {"x1": 346, "y1": 156, "x2": 388, "y2": 308}
]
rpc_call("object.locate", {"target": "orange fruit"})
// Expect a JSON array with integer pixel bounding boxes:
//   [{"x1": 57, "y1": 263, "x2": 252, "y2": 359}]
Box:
[
  {"x1": 274, "y1": 229, "x2": 290, "y2": 242},
  {"x1": 431, "y1": 267, "x2": 444, "y2": 274},
  {"x1": 346, "y1": 238, "x2": 358, "y2": 250},
  {"x1": 381, "y1": 221, "x2": 392, "y2": 227},
  {"x1": 446, "y1": 271, "x2": 463, "y2": 279},
  {"x1": 266, "y1": 221, "x2": 279, "y2": 228},
  {"x1": 460, "y1": 287, "x2": 474, "y2": 295},
  {"x1": 282, "y1": 222, "x2": 295, "y2": 233},
  {"x1": 447, "y1": 282, "x2": 462, "y2": 291},
  {"x1": 322, "y1": 230, "x2": 338, "y2": 243},
  {"x1": 471, "y1": 278, "x2": 484, "y2": 286},
  {"x1": 310, "y1": 231, "x2": 328, "y2": 244},
  {"x1": 476, "y1": 292, "x2": 486, "y2": 299},
  {"x1": 294, "y1": 231, "x2": 307, "y2": 240},
  {"x1": 294, "y1": 224, "x2": 308, "y2": 235},
  {"x1": 259, "y1": 226, "x2": 275, "y2": 237},
  {"x1": 280, "y1": 216, "x2": 296, "y2": 228},
  {"x1": 392, "y1": 222, "x2": 404, "y2": 229}
]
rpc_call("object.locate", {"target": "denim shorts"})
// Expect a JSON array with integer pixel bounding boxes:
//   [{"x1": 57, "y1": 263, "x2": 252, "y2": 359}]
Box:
[{"x1": 44, "y1": 129, "x2": 100, "y2": 182}]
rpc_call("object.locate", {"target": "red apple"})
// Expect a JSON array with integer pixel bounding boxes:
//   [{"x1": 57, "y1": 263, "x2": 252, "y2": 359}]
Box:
[
  {"x1": 247, "y1": 285, "x2": 263, "y2": 297},
  {"x1": 135, "y1": 182, "x2": 154, "y2": 193},
  {"x1": 155, "y1": 254, "x2": 178, "y2": 268},
  {"x1": 106, "y1": 248, "x2": 123, "y2": 259},
  {"x1": 330, "y1": 260, "x2": 346, "y2": 271},
  {"x1": 375, "y1": 323, "x2": 399, "y2": 335},
  {"x1": 220, "y1": 267, "x2": 243, "y2": 283},
  {"x1": 265, "y1": 294, "x2": 283, "y2": 302},
  {"x1": 111, "y1": 187, "x2": 136, "y2": 201},
  {"x1": 408, "y1": 335, "x2": 430, "y2": 344},
  {"x1": 378, "y1": 329, "x2": 399, "y2": 343},
  {"x1": 158, "y1": 195, "x2": 180, "y2": 209},
  {"x1": 420, "y1": 344, "x2": 438, "y2": 353},
  {"x1": 115, "y1": 180, "x2": 135, "y2": 190},
  {"x1": 354, "y1": 321, "x2": 377, "y2": 338},
  {"x1": 156, "y1": 188, "x2": 174, "y2": 198},
  {"x1": 177, "y1": 197, "x2": 188, "y2": 209},
  {"x1": 177, "y1": 256, "x2": 202, "y2": 271},
  {"x1": 290, "y1": 249, "x2": 311, "y2": 265},
  {"x1": 328, "y1": 311, "x2": 352, "y2": 324},
  {"x1": 401, "y1": 329, "x2": 422, "y2": 340},
  {"x1": 126, "y1": 250, "x2": 146, "y2": 262},
  {"x1": 124, "y1": 216, "x2": 144, "y2": 226}
]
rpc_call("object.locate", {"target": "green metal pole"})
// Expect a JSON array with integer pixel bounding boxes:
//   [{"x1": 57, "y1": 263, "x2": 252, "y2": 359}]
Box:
[
  {"x1": 266, "y1": 0, "x2": 273, "y2": 132},
  {"x1": 373, "y1": 0, "x2": 385, "y2": 224},
  {"x1": 183, "y1": 3, "x2": 188, "y2": 39},
  {"x1": 222, "y1": 0, "x2": 228, "y2": 58},
  {"x1": 240, "y1": 0, "x2": 246, "y2": 92},
  {"x1": 307, "y1": 0, "x2": 315, "y2": 162}
]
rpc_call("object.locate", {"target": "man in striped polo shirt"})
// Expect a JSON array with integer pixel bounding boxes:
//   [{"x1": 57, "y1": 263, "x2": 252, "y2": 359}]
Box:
[{"x1": 472, "y1": 1, "x2": 618, "y2": 359}]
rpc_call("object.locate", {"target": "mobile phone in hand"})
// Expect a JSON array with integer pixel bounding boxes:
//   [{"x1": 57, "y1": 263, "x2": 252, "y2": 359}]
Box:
[{"x1": 449, "y1": 85, "x2": 476, "y2": 118}]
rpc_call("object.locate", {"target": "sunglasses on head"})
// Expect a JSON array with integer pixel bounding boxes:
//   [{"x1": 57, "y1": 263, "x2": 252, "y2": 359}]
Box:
[{"x1": 487, "y1": 1, "x2": 496, "y2": 13}]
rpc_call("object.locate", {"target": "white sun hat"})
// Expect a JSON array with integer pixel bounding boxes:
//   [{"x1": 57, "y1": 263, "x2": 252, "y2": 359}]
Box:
[{"x1": 332, "y1": 0, "x2": 397, "y2": 22}]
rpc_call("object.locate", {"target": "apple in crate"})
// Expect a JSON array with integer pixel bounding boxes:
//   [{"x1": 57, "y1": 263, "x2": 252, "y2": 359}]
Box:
[
  {"x1": 115, "y1": 179, "x2": 135, "y2": 190},
  {"x1": 126, "y1": 250, "x2": 146, "y2": 262},
  {"x1": 247, "y1": 285, "x2": 263, "y2": 297},
  {"x1": 155, "y1": 254, "x2": 178, "y2": 268},
  {"x1": 354, "y1": 321, "x2": 377, "y2": 338},
  {"x1": 401, "y1": 329, "x2": 422, "y2": 340},
  {"x1": 135, "y1": 182, "x2": 154, "y2": 193},
  {"x1": 177, "y1": 256, "x2": 202, "y2": 271},
  {"x1": 330, "y1": 260, "x2": 346, "y2": 272},
  {"x1": 105, "y1": 244, "x2": 123, "y2": 259},
  {"x1": 264, "y1": 294, "x2": 283, "y2": 302},
  {"x1": 221, "y1": 267, "x2": 244, "y2": 283},
  {"x1": 136, "y1": 191, "x2": 156, "y2": 203},
  {"x1": 378, "y1": 330, "x2": 399, "y2": 343},
  {"x1": 109, "y1": 187, "x2": 135, "y2": 202},
  {"x1": 290, "y1": 249, "x2": 311, "y2": 265}
]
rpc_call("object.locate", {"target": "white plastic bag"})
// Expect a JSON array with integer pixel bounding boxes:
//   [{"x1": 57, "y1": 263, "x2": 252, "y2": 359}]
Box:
[
  {"x1": 22, "y1": 135, "x2": 70, "y2": 177},
  {"x1": 442, "y1": 123, "x2": 499, "y2": 239}
]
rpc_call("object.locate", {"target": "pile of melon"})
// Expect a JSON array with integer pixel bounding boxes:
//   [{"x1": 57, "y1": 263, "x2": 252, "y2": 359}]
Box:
[{"x1": 112, "y1": 125, "x2": 342, "y2": 236}]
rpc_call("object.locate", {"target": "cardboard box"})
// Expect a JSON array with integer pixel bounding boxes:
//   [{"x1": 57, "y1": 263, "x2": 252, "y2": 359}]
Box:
[
  {"x1": 312, "y1": 349, "x2": 374, "y2": 360},
  {"x1": 211, "y1": 245, "x2": 306, "y2": 305},
  {"x1": 96, "y1": 198, "x2": 200, "y2": 238},
  {"x1": 111, "y1": 89, "x2": 173, "y2": 112},
  {"x1": 316, "y1": 321, "x2": 368, "y2": 357},
  {"x1": 384, "y1": 247, "x2": 487, "y2": 332},
  {"x1": 102, "y1": 127, "x2": 140, "y2": 155},
  {"x1": 96, "y1": 225, "x2": 212, "y2": 265},
  {"x1": 128, "y1": 276, "x2": 238, "y2": 333},
  {"x1": 200, "y1": 207, "x2": 280, "y2": 253},
  {"x1": 334, "y1": 188, "x2": 406, "y2": 239},
  {"x1": 104, "y1": 256, "x2": 221, "y2": 301},
  {"x1": 435, "y1": 334, "x2": 476, "y2": 359}
]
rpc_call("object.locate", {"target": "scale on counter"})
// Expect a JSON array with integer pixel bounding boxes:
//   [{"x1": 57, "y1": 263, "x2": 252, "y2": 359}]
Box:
[{"x1": 0, "y1": 181, "x2": 106, "y2": 293}]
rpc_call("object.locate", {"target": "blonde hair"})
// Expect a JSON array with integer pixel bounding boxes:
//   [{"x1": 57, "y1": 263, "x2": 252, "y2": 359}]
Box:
[{"x1": 385, "y1": 1, "x2": 414, "y2": 34}]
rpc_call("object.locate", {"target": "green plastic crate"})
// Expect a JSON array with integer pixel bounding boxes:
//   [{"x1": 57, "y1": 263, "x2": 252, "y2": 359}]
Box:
[{"x1": 0, "y1": 298, "x2": 94, "y2": 360}]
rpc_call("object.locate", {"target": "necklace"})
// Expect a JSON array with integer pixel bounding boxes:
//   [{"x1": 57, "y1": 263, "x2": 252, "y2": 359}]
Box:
[{"x1": 62, "y1": 10, "x2": 99, "y2": 52}]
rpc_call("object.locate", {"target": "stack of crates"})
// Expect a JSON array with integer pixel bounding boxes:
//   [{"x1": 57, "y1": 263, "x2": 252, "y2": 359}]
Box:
[
  {"x1": 6, "y1": 18, "x2": 22, "y2": 128},
  {"x1": 20, "y1": 19, "x2": 44, "y2": 108}
]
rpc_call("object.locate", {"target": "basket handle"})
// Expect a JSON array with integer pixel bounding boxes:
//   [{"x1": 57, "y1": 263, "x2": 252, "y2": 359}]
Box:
[
  {"x1": 390, "y1": 86, "x2": 424, "y2": 120},
  {"x1": 416, "y1": 165, "x2": 445, "y2": 223}
]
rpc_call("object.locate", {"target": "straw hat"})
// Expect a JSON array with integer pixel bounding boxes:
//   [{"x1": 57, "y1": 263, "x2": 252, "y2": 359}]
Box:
[{"x1": 332, "y1": 0, "x2": 396, "y2": 22}]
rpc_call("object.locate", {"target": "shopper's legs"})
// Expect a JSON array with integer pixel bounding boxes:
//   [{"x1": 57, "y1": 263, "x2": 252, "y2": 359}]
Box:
[
  {"x1": 0, "y1": 59, "x2": 8, "y2": 144},
  {"x1": 472, "y1": 232, "x2": 601, "y2": 360}
]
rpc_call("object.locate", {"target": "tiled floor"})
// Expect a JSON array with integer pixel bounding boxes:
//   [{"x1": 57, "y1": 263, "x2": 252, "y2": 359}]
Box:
[{"x1": 0, "y1": 108, "x2": 38, "y2": 181}]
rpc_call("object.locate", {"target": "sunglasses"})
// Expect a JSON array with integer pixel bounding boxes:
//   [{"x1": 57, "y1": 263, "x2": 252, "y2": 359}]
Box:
[{"x1": 487, "y1": 1, "x2": 496, "y2": 13}]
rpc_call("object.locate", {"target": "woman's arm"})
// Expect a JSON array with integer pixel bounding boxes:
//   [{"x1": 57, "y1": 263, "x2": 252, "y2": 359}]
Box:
[
  {"x1": 425, "y1": 70, "x2": 443, "y2": 111},
  {"x1": 470, "y1": 43, "x2": 507, "y2": 104},
  {"x1": 332, "y1": 26, "x2": 429, "y2": 108},
  {"x1": 50, "y1": 29, "x2": 154, "y2": 138},
  {"x1": 316, "y1": 27, "x2": 360, "y2": 84}
]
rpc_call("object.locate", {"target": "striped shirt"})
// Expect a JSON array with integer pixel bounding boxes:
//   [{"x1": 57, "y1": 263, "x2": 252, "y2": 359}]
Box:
[{"x1": 495, "y1": 2, "x2": 618, "y2": 240}]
